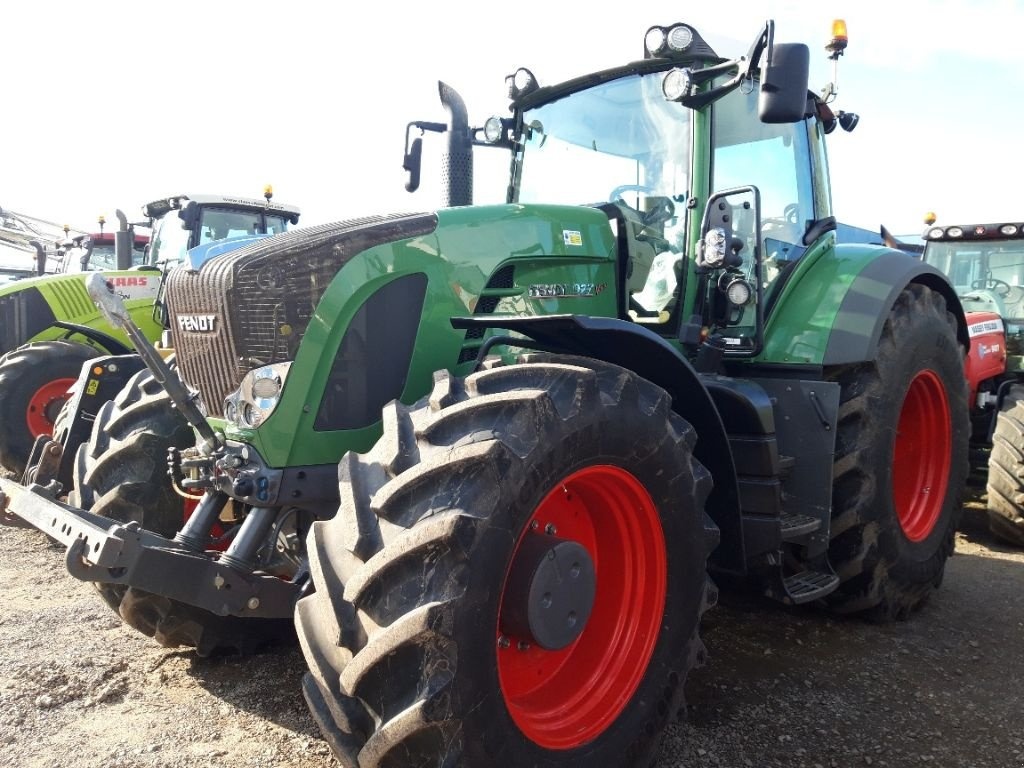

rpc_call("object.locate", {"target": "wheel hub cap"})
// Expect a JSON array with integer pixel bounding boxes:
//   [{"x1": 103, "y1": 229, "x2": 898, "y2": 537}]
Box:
[{"x1": 500, "y1": 535, "x2": 596, "y2": 651}]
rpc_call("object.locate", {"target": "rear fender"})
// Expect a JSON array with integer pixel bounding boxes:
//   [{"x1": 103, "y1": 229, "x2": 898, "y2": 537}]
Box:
[{"x1": 763, "y1": 245, "x2": 969, "y2": 366}]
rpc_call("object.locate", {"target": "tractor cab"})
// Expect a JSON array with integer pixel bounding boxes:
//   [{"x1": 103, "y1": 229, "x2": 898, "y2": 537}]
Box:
[
  {"x1": 142, "y1": 189, "x2": 301, "y2": 332},
  {"x1": 144, "y1": 190, "x2": 300, "y2": 270},
  {"x1": 922, "y1": 222, "x2": 1024, "y2": 354},
  {"x1": 405, "y1": 20, "x2": 858, "y2": 365}
]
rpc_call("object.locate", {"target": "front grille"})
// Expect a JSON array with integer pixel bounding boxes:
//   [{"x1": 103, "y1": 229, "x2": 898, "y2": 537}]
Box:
[{"x1": 167, "y1": 213, "x2": 437, "y2": 416}]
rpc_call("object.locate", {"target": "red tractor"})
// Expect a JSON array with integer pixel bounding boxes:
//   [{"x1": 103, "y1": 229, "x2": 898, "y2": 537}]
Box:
[{"x1": 920, "y1": 219, "x2": 1024, "y2": 544}]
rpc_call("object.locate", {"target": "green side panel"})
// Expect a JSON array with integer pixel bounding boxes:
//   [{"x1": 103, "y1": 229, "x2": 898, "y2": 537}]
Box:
[
  {"x1": 757, "y1": 236, "x2": 892, "y2": 365},
  {"x1": 0, "y1": 271, "x2": 163, "y2": 350},
  {"x1": 237, "y1": 204, "x2": 619, "y2": 468}
]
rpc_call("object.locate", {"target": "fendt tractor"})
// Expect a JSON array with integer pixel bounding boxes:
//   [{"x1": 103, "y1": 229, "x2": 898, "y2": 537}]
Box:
[
  {"x1": 919, "y1": 218, "x2": 1024, "y2": 545},
  {"x1": 0, "y1": 19, "x2": 970, "y2": 766},
  {"x1": 0, "y1": 191, "x2": 300, "y2": 481}
]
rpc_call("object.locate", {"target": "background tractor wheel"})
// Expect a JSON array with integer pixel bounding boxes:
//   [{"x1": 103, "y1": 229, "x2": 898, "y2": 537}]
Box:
[
  {"x1": 296, "y1": 356, "x2": 718, "y2": 768},
  {"x1": 0, "y1": 340, "x2": 99, "y2": 474},
  {"x1": 985, "y1": 383, "x2": 1024, "y2": 546},
  {"x1": 826, "y1": 283, "x2": 969, "y2": 619},
  {"x1": 71, "y1": 366, "x2": 293, "y2": 655}
]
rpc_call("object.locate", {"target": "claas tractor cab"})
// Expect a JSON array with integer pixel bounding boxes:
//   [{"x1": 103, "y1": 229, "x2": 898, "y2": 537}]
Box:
[
  {"x1": 78, "y1": 218, "x2": 151, "y2": 272},
  {"x1": 0, "y1": 19, "x2": 970, "y2": 767},
  {"x1": 921, "y1": 218, "x2": 1024, "y2": 544}
]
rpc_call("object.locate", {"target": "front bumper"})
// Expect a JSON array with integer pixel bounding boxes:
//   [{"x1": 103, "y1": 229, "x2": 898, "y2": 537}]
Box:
[{"x1": 0, "y1": 478, "x2": 300, "y2": 618}]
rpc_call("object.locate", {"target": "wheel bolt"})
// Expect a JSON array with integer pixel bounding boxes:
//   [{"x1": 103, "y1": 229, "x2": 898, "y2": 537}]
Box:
[
  {"x1": 497, "y1": 635, "x2": 511, "y2": 649},
  {"x1": 517, "y1": 640, "x2": 530, "y2": 651},
  {"x1": 544, "y1": 523, "x2": 557, "y2": 535}
]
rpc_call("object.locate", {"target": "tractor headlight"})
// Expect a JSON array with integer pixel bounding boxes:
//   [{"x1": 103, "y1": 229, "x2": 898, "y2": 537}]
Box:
[
  {"x1": 666, "y1": 25, "x2": 694, "y2": 52},
  {"x1": 483, "y1": 116, "x2": 505, "y2": 144},
  {"x1": 224, "y1": 361, "x2": 292, "y2": 428},
  {"x1": 720, "y1": 273, "x2": 753, "y2": 306},
  {"x1": 644, "y1": 27, "x2": 667, "y2": 56},
  {"x1": 662, "y1": 68, "x2": 692, "y2": 101}
]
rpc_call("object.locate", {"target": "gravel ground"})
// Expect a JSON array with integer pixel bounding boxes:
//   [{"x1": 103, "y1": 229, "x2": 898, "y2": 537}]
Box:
[{"x1": 0, "y1": 497, "x2": 1020, "y2": 768}]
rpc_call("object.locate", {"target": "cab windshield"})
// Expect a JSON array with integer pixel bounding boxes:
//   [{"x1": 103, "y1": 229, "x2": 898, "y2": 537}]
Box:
[
  {"x1": 198, "y1": 208, "x2": 289, "y2": 244},
  {"x1": 149, "y1": 214, "x2": 191, "y2": 266},
  {"x1": 515, "y1": 71, "x2": 689, "y2": 230},
  {"x1": 924, "y1": 239, "x2": 1024, "y2": 320},
  {"x1": 514, "y1": 72, "x2": 690, "y2": 317}
]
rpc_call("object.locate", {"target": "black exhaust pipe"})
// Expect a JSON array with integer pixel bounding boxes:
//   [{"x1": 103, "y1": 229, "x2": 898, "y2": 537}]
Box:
[
  {"x1": 439, "y1": 81, "x2": 473, "y2": 208},
  {"x1": 114, "y1": 210, "x2": 134, "y2": 270}
]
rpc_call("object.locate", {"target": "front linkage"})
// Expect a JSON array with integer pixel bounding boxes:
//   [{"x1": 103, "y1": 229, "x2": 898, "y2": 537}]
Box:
[
  {"x1": 0, "y1": 479, "x2": 299, "y2": 619},
  {"x1": 0, "y1": 273, "x2": 311, "y2": 626}
]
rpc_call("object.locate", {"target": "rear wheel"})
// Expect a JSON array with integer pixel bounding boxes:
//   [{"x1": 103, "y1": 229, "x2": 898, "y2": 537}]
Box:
[
  {"x1": 72, "y1": 365, "x2": 294, "y2": 655},
  {"x1": 986, "y1": 384, "x2": 1024, "y2": 546},
  {"x1": 826, "y1": 284, "x2": 969, "y2": 619},
  {"x1": 296, "y1": 356, "x2": 718, "y2": 767},
  {"x1": 0, "y1": 340, "x2": 98, "y2": 474}
]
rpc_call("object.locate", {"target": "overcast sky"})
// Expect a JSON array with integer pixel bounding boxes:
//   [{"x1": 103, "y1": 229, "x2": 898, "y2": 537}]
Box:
[{"x1": 2, "y1": 0, "x2": 1019, "y2": 265}]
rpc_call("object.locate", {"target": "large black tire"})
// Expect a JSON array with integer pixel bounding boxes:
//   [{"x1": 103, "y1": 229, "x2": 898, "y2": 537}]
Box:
[
  {"x1": 826, "y1": 284, "x2": 969, "y2": 619},
  {"x1": 985, "y1": 384, "x2": 1024, "y2": 546},
  {"x1": 296, "y1": 356, "x2": 718, "y2": 768},
  {"x1": 71, "y1": 366, "x2": 294, "y2": 655},
  {"x1": 70, "y1": 365, "x2": 192, "y2": 533},
  {"x1": 0, "y1": 340, "x2": 99, "y2": 474}
]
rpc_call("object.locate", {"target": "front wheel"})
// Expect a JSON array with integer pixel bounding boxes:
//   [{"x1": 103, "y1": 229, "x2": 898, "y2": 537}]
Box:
[
  {"x1": 985, "y1": 384, "x2": 1024, "y2": 546},
  {"x1": 296, "y1": 356, "x2": 718, "y2": 767},
  {"x1": 826, "y1": 283, "x2": 969, "y2": 619},
  {"x1": 72, "y1": 365, "x2": 294, "y2": 655}
]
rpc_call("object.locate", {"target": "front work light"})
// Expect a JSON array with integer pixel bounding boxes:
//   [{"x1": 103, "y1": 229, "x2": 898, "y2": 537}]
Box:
[
  {"x1": 667, "y1": 25, "x2": 693, "y2": 52},
  {"x1": 483, "y1": 117, "x2": 505, "y2": 144},
  {"x1": 662, "y1": 68, "x2": 692, "y2": 101}
]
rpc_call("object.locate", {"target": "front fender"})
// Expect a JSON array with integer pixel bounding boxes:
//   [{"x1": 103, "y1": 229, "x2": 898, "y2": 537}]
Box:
[{"x1": 452, "y1": 314, "x2": 744, "y2": 568}]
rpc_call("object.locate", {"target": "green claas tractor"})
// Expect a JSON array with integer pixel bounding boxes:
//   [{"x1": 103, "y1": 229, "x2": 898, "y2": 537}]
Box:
[
  {"x1": 920, "y1": 219, "x2": 1024, "y2": 544},
  {"x1": 0, "y1": 19, "x2": 970, "y2": 765},
  {"x1": 0, "y1": 191, "x2": 300, "y2": 483}
]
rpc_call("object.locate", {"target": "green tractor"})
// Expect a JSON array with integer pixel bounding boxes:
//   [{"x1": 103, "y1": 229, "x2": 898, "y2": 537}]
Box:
[
  {"x1": 0, "y1": 191, "x2": 300, "y2": 480},
  {"x1": 919, "y1": 219, "x2": 1024, "y2": 544},
  {"x1": 0, "y1": 18, "x2": 969, "y2": 765}
]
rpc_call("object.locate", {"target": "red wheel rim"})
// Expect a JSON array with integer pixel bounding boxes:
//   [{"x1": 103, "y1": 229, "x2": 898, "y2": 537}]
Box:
[
  {"x1": 892, "y1": 369, "x2": 951, "y2": 542},
  {"x1": 25, "y1": 378, "x2": 76, "y2": 437},
  {"x1": 496, "y1": 465, "x2": 667, "y2": 749}
]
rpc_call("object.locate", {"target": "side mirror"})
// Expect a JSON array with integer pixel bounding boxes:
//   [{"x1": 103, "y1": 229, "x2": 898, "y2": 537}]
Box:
[
  {"x1": 404, "y1": 136, "x2": 423, "y2": 193},
  {"x1": 759, "y1": 42, "x2": 810, "y2": 123}
]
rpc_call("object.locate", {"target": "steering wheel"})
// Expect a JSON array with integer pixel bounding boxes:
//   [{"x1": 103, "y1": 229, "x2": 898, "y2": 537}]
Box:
[
  {"x1": 609, "y1": 184, "x2": 675, "y2": 228},
  {"x1": 763, "y1": 204, "x2": 800, "y2": 227},
  {"x1": 609, "y1": 183, "x2": 655, "y2": 203},
  {"x1": 971, "y1": 277, "x2": 1014, "y2": 298}
]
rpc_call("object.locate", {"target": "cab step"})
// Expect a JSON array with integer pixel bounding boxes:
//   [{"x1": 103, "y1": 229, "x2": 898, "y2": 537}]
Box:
[
  {"x1": 780, "y1": 511, "x2": 821, "y2": 540},
  {"x1": 780, "y1": 569, "x2": 839, "y2": 604}
]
